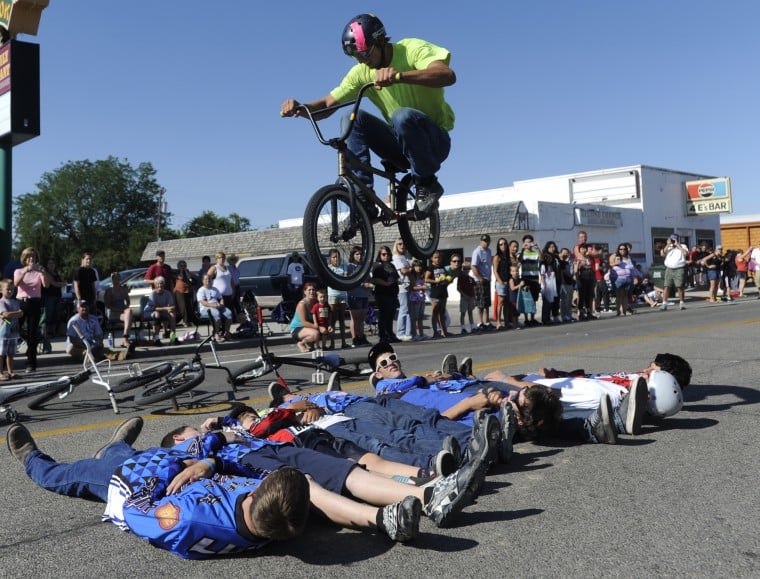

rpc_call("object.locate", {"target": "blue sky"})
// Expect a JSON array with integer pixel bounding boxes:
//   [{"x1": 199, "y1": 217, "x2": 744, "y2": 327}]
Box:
[{"x1": 10, "y1": 1, "x2": 760, "y2": 233}]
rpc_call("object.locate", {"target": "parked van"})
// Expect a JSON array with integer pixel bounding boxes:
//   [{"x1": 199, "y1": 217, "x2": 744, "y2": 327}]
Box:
[{"x1": 236, "y1": 253, "x2": 319, "y2": 309}]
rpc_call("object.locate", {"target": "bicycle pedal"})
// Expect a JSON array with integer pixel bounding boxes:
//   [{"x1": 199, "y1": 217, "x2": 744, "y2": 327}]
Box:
[{"x1": 312, "y1": 371, "x2": 326, "y2": 385}]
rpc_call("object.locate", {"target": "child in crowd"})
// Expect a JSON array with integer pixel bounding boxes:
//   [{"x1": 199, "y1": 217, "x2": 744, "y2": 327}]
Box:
[
  {"x1": 408, "y1": 259, "x2": 428, "y2": 341},
  {"x1": 0, "y1": 279, "x2": 23, "y2": 379},
  {"x1": 452, "y1": 255, "x2": 476, "y2": 334},
  {"x1": 508, "y1": 265, "x2": 525, "y2": 328},
  {"x1": 311, "y1": 288, "x2": 333, "y2": 350},
  {"x1": 637, "y1": 275, "x2": 662, "y2": 307}
]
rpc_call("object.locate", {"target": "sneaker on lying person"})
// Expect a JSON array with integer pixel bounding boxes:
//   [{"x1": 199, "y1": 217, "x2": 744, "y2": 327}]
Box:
[
  {"x1": 414, "y1": 176, "x2": 444, "y2": 216},
  {"x1": 380, "y1": 495, "x2": 421, "y2": 542}
]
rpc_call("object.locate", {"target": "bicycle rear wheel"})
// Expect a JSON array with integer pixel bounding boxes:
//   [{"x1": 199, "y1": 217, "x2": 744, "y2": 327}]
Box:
[
  {"x1": 303, "y1": 185, "x2": 374, "y2": 291},
  {"x1": 111, "y1": 363, "x2": 173, "y2": 393},
  {"x1": 134, "y1": 365, "x2": 205, "y2": 405},
  {"x1": 396, "y1": 178, "x2": 440, "y2": 259}
]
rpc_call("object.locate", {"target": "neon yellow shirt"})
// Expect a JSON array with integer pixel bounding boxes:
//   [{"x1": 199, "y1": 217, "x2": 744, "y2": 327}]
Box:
[{"x1": 330, "y1": 38, "x2": 455, "y2": 132}]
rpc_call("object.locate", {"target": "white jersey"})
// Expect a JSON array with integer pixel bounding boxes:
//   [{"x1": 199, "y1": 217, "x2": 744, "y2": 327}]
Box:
[{"x1": 522, "y1": 374, "x2": 634, "y2": 419}]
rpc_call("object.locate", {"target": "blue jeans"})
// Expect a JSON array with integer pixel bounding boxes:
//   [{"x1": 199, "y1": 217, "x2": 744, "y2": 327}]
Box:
[
  {"x1": 343, "y1": 108, "x2": 451, "y2": 187},
  {"x1": 325, "y1": 397, "x2": 471, "y2": 468},
  {"x1": 396, "y1": 292, "x2": 411, "y2": 337},
  {"x1": 25, "y1": 441, "x2": 139, "y2": 502}
]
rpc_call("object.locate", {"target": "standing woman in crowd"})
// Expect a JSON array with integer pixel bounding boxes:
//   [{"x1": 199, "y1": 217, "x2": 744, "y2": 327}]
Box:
[
  {"x1": 371, "y1": 245, "x2": 400, "y2": 343},
  {"x1": 734, "y1": 247, "x2": 752, "y2": 297},
  {"x1": 14, "y1": 247, "x2": 51, "y2": 373},
  {"x1": 540, "y1": 241, "x2": 561, "y2": 324},
  {"x1": 609, "y1": 245, "x2": 636, "y2": 316},
  {"x1": 41, "y1": 258, "x2": 66, "y2": 340},
  {"x1": 346, "y1": 246, "x2": 371, "y2": 347},
  {"x1": 391, "y1": 239, "x2": 413, "y2": 341},
  {"x1": 574, "y1": 244, "x2": 597, "y2": 320},
  {"x1": 327, "y1": 249, "x2": 348, "y2": 349},
  {"x1": 493, "y1": 238, "x2": 511, "y2": 330},
  {"x1": 172, "y1": 260, "x2": 196, "y2": 327},
  {"x1": 701, "y1": 246, "x2": 724, "y2": 303},
  {"x1": 425, "y1": 250, "x2": 451, "y2": 338},
  {"x1": 207, "y1": 251, "x2": 234, "y2": 313}
]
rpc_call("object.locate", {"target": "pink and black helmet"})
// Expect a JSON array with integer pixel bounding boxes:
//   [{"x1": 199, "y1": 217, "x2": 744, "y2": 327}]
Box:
[{"x1": 341, "y1": 14, "x2": 387, "y2": 59}]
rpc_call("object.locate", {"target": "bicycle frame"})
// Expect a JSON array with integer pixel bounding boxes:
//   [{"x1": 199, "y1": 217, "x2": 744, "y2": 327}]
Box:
[
  {"x1": 297, "y1": 83, "x2": 415, "y2": 223},
  {"x1": 0, "y1": 339, "x2": 120, "y2": 424}
]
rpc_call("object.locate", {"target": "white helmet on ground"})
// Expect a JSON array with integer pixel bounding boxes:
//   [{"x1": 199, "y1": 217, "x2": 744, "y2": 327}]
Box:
[{"x1": 646, "y1": 370, "x2": 683, "y2": 417}]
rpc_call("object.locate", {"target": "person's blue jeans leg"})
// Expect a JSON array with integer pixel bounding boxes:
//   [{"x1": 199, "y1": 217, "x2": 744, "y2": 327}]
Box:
[
  {"x1": 25, "y1": 441, "x2": 139, "y2": 502},
  {"x1": 343, "y1": 109, "x2": 410, "y2": 188},
  {"x1": 396, "y1": 292, "x2": 411, "y2": 337},
  {"x1": 391, "y1": 107, "x2": 451, "y2": 179}
]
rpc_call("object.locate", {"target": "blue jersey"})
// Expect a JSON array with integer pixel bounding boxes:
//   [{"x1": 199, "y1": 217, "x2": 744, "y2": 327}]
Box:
[
  {"x1": 282, "y1": 391, "x2": 367, "y2": 414},
  {"x1": 103, "y1": 443, "x2": 269, "y2": 559}
]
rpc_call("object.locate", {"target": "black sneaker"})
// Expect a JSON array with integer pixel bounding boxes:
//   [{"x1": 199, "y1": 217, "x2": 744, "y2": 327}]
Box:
[
  {"x1": 268, "y1": 381, "x2": 288, "y2": 406},
  {"x1": 497, "y1": 400, "x2": 518, "y2": 463},
  {"x1": 381, "y1": 495, "x2": 421, "y2": 542},
  {"x1": 153, "y1": 339, "x2": 163, "y2": 347},
  {"x1": 423, "y1": 460, "x2": 485, "y2": 528},
  {"x1": 468, "y1": 411, "x2": 500, "y2": 466},
  {"x1": 618, "y1": 376, "x2": 648, "y2": 435},
  {"x1": 414, "y1": 176, "x2": 444, "y2": 216},
  {"x1": 441, "y1": 354, "x2": 458, "y2": 375},
  {"x1": 429, "y1": 449, "x2": 457, "y2": 478},
  {"x1": 584, "y1": 394, "x2": 617, "y2": 444},
  {"x1": 458, "y1": 357, "x2": 473, "y2": 378},
  {"x1": 6, "y1": 423, "x2": 38, "y2": 464},
  {"x1": 442, "y1": 435, "x2": 463, "y2": 467},
  {"x1": 93, "y1": 417, "x2": 144, "y2": 458}
]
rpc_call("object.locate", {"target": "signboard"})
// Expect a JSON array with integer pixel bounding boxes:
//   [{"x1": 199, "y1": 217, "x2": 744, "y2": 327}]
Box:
[
  {"x1": 685, "y1": 177, "x2": 732, "y2": 216},
  {"x1": 0, "y1": 39, "x2": 39, "y2": 144},
  {"x1": 0, "y1": 0, "x2": 12, "y2": 32}
]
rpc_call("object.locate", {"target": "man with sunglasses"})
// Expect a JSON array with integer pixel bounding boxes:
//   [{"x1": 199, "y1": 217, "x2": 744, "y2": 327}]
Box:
[{"x1": 281, "y1": 13, "x2": 456, "y2": 217}]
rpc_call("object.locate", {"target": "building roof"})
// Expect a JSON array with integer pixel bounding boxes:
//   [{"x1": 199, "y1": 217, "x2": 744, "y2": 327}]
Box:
[{"x1": 142, "y1": 201, "x2": 529, "y2": 263}]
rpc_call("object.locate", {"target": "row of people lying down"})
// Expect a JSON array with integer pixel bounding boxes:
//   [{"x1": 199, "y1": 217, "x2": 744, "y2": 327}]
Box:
[{"x1": 7, "y1": 343, "x2": 690, "y2": 559}]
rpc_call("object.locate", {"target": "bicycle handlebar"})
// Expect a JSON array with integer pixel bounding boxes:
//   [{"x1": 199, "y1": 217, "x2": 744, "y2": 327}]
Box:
[{"x1": 289, "y1": 82, "x2": 377, "y2": 149}]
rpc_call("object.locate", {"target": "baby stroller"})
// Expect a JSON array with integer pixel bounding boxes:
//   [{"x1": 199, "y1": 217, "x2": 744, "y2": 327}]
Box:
[{"x1": 240, "y1": 291, "x2": 269, "y2": 337}]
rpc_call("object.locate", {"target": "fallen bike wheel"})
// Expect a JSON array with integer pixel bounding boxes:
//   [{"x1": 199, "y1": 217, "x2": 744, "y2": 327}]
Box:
[
  {"x1": 231, "y1": 358, "x2": 272, "y2": 384},
  {"x1": 303, "y1": 185, "x2": 374, "y2": 291},
  {"x1": 134, "y1": 368, "x2": 205, "y2": 405},
  {"x1": 27, "y1": 382, "x2": 72, "y2": 410},
  {"x1": 396, "y1": 179, "x2": 440, "y2": 259},
  {"x1": 111, "y1": 363, "x2": 173, "y2": 393}
]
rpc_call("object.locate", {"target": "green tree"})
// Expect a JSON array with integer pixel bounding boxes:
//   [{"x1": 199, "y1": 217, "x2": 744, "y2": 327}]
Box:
[
  {"x1": 181, "y1": 211, "x2": 252, "y2": 238},
  {"x1": 13, "y1": 156, "x2": 166, "y2": 277}
]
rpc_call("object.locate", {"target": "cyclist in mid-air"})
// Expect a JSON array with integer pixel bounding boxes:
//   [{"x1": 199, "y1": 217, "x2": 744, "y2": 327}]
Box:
[{"x1": 280, "y1": 13, "x2": 456, "y2": 217}]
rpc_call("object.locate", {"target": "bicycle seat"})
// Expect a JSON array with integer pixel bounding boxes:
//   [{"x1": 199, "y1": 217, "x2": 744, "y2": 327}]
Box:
[{"x1": 381, "y1": 159, "x2": 410, "y2": 175}]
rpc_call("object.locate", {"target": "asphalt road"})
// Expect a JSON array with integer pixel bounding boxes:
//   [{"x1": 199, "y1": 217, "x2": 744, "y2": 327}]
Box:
[{"x1": 2, "y1": 293, "x2": 759, "y2": 578}]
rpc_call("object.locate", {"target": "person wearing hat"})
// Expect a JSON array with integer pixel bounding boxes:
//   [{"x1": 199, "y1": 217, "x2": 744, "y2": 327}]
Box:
[
  {"x1": 145, "y1": 249, "x2": 175, "y2": 290},
  {"x1": 660, "y1": 234, "x2": 689, "y2": 310},
  {"x1": 65, "y1": 300, "x2": 134, "y2": 361},
  {"x1": 469, "y1": 234, "x2": 493, "y2": 330}
]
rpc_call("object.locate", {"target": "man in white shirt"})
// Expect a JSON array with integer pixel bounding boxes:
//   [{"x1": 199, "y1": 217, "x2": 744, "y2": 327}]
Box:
[{"x1": 660, "y1": 234, "x2": 689, "y2": 311}]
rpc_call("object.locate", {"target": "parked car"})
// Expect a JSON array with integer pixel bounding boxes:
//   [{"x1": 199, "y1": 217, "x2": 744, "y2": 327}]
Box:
[{"x1": 236, "y1": 253, "x2": 319, "y2": 309}]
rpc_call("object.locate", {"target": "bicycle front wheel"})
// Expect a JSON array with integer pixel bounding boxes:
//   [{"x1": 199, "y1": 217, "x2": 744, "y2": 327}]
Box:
[
  {"x1": 134, "y1": 365, "x2": 205, "y2": 405},
  {"x1": 111, "y1": 363, "x2": 173, "y2": 393},
  {"x1": 231, "y1": 358, "x2": 272, "y2": 384},
  {"x1": 303, "y1": 185, "x2": 374, "y2": 291},
  {"x1": 396, "y1": 179, "x2": 440, "y2": 259},
  {"x1": 27, "y1": 381, "x2": 72, "y2": 410}
]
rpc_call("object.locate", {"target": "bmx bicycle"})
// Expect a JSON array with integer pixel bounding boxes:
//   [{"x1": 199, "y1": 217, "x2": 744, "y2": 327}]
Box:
[
  {"x1": 0, "y1": 327, "x2": 121, "y2": 424},
  {"x1": 109, "y1": 333, "x2": 245, "y2": 408},
  {"x1": 230, "y1": 306, "x2": 373, "y2": 389},
  {"x1": 294, "y1": 82, "x2": 441, "y2": 290}
]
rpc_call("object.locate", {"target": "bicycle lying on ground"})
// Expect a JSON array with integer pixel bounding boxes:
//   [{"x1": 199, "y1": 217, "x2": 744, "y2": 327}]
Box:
[
  {"x1": 294, "y1": 82, "x2": 440, "y2": 290},
  {"x1": 109, "y1": 335, "x2": 216, "y2": 407},
  {"x1": 230, "y1": 306, "x2": 373, "y2": 389},
  {"x1": 0, "y1": 329, "x2": 120, "y2": 424}
]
